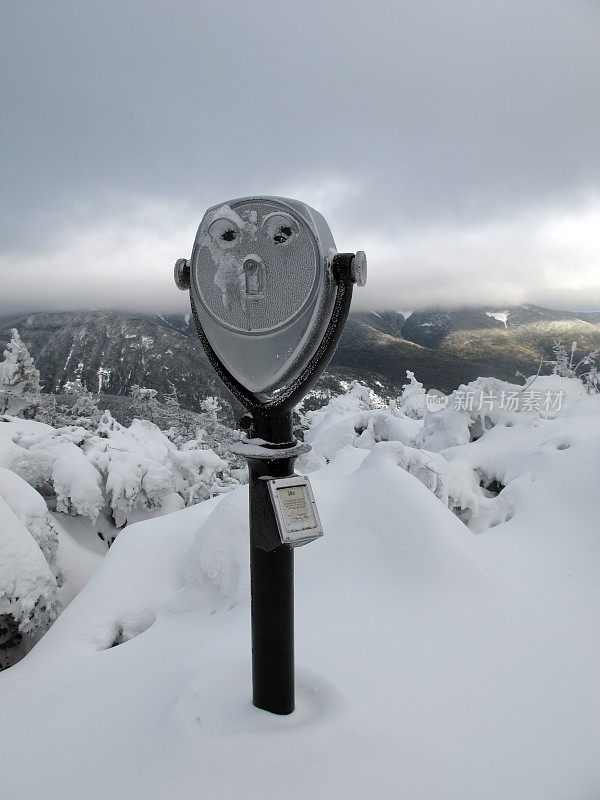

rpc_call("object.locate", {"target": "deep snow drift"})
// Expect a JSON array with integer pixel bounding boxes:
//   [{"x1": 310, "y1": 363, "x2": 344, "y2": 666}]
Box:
[{"x1": 0, "y1": 376, "x2": 599, "y2": 800}]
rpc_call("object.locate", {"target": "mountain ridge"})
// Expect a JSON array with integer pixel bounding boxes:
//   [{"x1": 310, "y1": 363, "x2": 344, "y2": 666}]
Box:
[{"x1": 1, "y1": 305, "x2": 599, "y2": 413}]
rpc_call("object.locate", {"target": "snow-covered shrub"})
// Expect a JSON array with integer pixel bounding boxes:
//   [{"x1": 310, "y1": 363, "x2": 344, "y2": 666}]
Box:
[
  {"x1": 10, "y1": 423, "x2": 105, "y2": 520},
  {"x1": 201, "y1": 396, "x2": 220, "y2": 417},
  {"x1": 296, "y1": 381, "x2": 421, "y2": 471},
  {"x1": 51, "y1": 446, "x2": 105, "y2": 520},
  {"x1": 543, "y1": 341, "x2": 599, "y2": 394},
  {"x1": 0, "y1": 466, "x2": 59, "y2": 562},
  {"x1": 0, "y1": 469, "x2": 61, "y2": 668},
  {"x1": 0, "y1": 336, "x2": 248, "y2": 664},
  {"x1": 416, "y1": 374, "x2": 583, "y2": 452},
  {"x1": 0, "y1": 408, "x2": 242, "y2": 534},
  {"x1": 298, "y1": 373, "x2": 598, "y2": 535},
  {"x1": 79, "y1": 411, "x2": 236, "y2": 527},
  {"x1": 0, "y1": 400, "x2": 244, "y2": 666},
  {"x1": 0, "y1": 329, "x2": 42, "y2": 419},
  {"x1": 397, "y1": 371, "x2": 427, "y2": 419},
  {"x1": 361, "y1": 440, "x2": 514, "y2": 532},
  {"x1": 389, "y1": 374, "x2": 595, "y2": 530},
  {"x1": 129, "y1": 385, "x2": 159, "y2": 423},
  {"x1": 0, "y1": 495, "x2": 59, "y2": 668}
]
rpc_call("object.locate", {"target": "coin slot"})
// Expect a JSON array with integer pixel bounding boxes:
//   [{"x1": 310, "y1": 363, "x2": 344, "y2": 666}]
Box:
[{"x1": 242, "y1": 256, "x2": 265, "y2": 299}]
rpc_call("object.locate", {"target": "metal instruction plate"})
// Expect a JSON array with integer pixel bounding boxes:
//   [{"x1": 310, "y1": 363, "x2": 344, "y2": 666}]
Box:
[{"x1": 267, "y1": 475, "x2": 324, "y2": 547}]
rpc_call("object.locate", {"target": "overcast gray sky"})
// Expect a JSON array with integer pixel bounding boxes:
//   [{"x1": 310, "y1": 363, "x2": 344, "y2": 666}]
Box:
[{"x1": 2, "y1": 0, "x2": 599, "y2": 316}]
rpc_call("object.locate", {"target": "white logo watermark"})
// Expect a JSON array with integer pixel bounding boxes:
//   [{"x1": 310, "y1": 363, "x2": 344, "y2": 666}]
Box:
[{"x1": 425, "y1": 389, "x2": 449, "y2": 413}]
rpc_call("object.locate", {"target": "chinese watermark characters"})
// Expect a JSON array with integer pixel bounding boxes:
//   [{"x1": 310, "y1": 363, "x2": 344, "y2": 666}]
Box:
[{"x1": 425, "y1": 388, "x2": 564, "y2": 414}]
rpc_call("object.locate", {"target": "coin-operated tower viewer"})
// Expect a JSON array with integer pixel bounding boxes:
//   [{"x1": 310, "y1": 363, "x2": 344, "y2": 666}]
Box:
[{"x1": 174, "y1": 196, "x2": 366, "y2": 714}]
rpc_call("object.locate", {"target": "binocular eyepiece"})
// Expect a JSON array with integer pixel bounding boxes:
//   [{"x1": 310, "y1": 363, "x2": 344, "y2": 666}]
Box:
[{"x1": 174, "y1": 196, "x2": 366, "y2": 402}]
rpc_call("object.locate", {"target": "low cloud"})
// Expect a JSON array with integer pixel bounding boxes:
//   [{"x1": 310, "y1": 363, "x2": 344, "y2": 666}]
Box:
[
  {"x1": 352, "y1": 196, "x2": 600, "y2": 312},
  {"x1": 2, "y1": 195, "x2": 599, "y2": 317}
]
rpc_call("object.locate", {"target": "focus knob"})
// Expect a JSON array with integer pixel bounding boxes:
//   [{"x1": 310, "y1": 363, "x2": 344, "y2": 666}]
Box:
[
  {"x1": 174, "y1": 258, "x2": 190, "y2": 291},
  {"x1": 350, "y1": 251, "x2": 367, "y2": 287},
  {"x1": 331, "y1": 252, "x2": 368, "y2": 287}
]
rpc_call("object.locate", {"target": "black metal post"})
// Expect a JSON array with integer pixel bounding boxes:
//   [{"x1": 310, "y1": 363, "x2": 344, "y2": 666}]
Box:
[
  {"x1": 246, "y1": 410, "x2": 297, "y2": 714},
  {"x1": 250, "y1": 542, "x2": 294, "y2": 714}
]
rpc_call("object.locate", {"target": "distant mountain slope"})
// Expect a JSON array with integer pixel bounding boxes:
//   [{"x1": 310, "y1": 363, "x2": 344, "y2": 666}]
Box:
[
  {"x1": 0, "y1": 311, "x2": 223, "y2": 412},
  {"x1": 338, "y1": 305, "x2": 600, "y2": 391},
  {"x1": 399, "y1": 308, "x2": 503, "y2": 349},
  {"x1": 441, "y1": 318, "x2": 600, "y2": 367},
  {"x1": 330, "y1": 315, "x2": 530, "y2": 391},
  {"x1": 0, "y1": 311, "x2": 404, "y2": 415},
  {"x1": 1, "y1": 305, "x2": 598, "y2": 412}
]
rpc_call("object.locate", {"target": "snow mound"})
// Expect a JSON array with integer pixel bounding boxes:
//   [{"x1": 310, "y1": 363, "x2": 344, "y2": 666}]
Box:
[
  {"x1": 0, "y1": 495, "x2": 58, "y2": 646},
  {"x1": 180, "y1": 486, "x2": 250, "y2": 606},
  {"x1": 0, "y1": 466, "x2": 59, "y2": 562},
  {"x1": 0, "y1": 374, "x2": 599, "y2": 799}
]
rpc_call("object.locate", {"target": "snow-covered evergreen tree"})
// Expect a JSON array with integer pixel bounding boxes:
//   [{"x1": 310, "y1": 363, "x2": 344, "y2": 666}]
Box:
[
  {"x1": 198, "y1": 396, "x2": 221, "y2": 439},
  {"x1": 0, "y1": 329, "x2": 42, "y2": 419},
  {"x1": 129, "y1": 384, "x2": 159, "y2": 423},
  {"x1": 196, "y1": 396, "x2": 242, "y2": 461},
  {"x1": 69, "y1": 384, "x2": 103, "y2": 430},
  {"x1": 161, "y1": 382, "x2": 185, "y2": 442},
  {"x1": 164, "y1": 382, "x2": 180, "y2": 411}
]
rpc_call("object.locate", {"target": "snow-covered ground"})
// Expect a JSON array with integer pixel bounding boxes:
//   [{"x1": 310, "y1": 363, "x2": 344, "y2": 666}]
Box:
[{"x1": 1, "y1": 375, "x2": 599, "y2": 799}]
